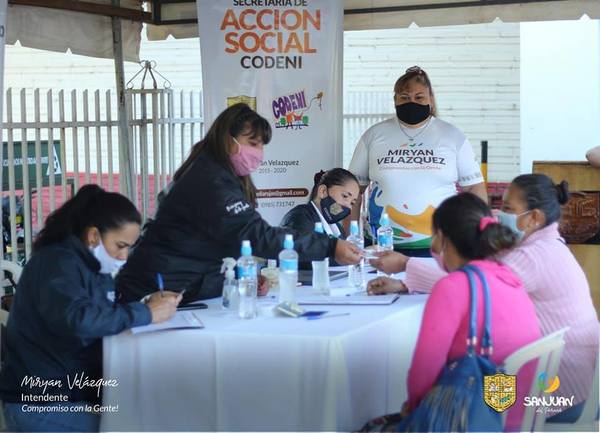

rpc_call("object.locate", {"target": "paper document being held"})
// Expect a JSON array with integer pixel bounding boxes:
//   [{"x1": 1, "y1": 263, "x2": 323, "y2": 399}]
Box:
[{"x1": 131, "y1": 311, "x2": 205, "y2": 334}]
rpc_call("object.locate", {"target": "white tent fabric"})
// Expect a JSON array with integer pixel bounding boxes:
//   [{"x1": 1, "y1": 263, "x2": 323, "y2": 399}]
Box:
[
  {"x1": 146, "y1": 0, "x2": 600, "y2": 40},
  {"x1": 344, "y1": 0, "x2": 600, "y2": 30},
  {"x1": 6, "y1": 0, "x2": 143, "y2": 61}
]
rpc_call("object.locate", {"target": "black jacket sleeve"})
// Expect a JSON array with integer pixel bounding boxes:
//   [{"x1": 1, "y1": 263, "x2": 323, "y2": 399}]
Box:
[
  {"x1": 38, "y1": 254, "x2": 151, "y2": 340},
  {"x1": 200, "y1": 176, "x2": 337, "y2": 261},
  {"x1": 280, "y1": 204, "x2": 318, "y2": 234}
]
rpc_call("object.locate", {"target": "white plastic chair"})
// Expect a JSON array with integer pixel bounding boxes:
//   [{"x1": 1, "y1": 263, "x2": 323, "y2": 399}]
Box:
[
  {"x1": 543, "y1": 356, "x2": 599, "y2": 432},
  {"x1": 0, "y1": 261, "x2": 22, "y2": 286},
  {"x1": 501, "y1": 327, "x2": 569, "y2": 432}
]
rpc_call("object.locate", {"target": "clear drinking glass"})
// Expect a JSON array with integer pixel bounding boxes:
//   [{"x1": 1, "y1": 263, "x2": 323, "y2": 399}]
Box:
[{"x1": 311, "y1": 258, "x2": 330, "y2": 295}]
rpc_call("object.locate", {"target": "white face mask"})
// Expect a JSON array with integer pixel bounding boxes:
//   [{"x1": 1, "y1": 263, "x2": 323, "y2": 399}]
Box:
[{"x1": 90, "y1": 240, "x2": 126, "y2": 275}]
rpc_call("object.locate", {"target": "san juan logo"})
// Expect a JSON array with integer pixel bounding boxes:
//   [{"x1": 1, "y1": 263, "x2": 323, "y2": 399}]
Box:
[
  {"x1": 227, "y1": 95, "x2": 257, "y2": 111},
  {"x1": 484, "y1": 373, "x2": 517, "y2": 413},
  {"x1": 538, "y1": 372, "x2": 561, "y2": 394},
  {"x1": 271, "y1": 90, "x2": 324, "y2": 130},
  {"x1": 524, "y1": 372, "x2": 574, "y2": 414}
]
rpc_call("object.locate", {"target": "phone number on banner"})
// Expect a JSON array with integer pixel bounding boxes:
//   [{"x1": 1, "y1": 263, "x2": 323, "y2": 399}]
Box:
[{"x1": 259, "y1": 201, "x2": 296, "y2": 209}]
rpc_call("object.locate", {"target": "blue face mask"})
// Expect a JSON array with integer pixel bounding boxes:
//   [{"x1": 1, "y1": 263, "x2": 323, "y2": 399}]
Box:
[{"x1": 496, "y1": 210, "x2": 530, "y2": 241}]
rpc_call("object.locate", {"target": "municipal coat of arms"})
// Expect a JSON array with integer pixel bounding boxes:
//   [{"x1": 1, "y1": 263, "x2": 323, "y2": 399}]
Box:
[{"x1": 484, "y1": 373, "x2": 517, "y2": 413}]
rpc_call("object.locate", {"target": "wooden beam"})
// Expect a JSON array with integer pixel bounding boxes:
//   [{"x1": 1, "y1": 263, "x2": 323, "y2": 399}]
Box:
[
  {"x1": 8, "y1": 0, "x2": 153, "y2": 23},
  {"x1": 345, "y1": 0, "x2": 568, "y2": 15}
]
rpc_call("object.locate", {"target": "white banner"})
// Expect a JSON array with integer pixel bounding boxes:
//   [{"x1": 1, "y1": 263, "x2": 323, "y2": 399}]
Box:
[
  {"x1": 0, "y1": 0, "x2": 6, "y2": 138},
  {"x1": 197, "y1": 0, "x2": 343, "y2": 224}
]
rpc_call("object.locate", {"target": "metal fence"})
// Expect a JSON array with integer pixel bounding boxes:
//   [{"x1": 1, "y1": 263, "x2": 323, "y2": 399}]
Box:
[
  {"x1": 0, "y1": 87, "x2": 204, "y2": 263},
  {"x1": 0, "y1": 88, "x2": 389, "y2": 265}
]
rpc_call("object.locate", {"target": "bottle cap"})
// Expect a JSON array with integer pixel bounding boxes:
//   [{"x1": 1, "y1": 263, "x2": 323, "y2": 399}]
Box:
[
  {"x1": 350, "y1": 220, "x2": 359, "y2": 235},
  {"x1": 314, "y1": 222, "x2": 324, "y2": 234},
  {"x1": 380, "y1": 212, "x2": 390, "y2": 226},
  {"x1": 283, "y1": 234, "x2": 294, "y2": 250},
  {"x1": 221, "y1": 257, "x2": 237, "y2": 280},
  {"x1": 241, "y1": 240, "x2": 252, "y2": 256}
]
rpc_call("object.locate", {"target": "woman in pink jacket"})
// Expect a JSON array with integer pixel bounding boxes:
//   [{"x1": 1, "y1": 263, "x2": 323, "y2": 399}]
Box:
[
  {"x1": 361, "y1": 192, "x2": 540, "y2": 432},
  {"x1": 369, "y1": 174, "x2": 599, "y2": 423}
]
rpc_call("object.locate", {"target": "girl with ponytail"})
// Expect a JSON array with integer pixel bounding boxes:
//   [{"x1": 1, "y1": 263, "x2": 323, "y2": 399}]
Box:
[{"x1": 0, "y1": 185, "x2": 181, "y2": 432}]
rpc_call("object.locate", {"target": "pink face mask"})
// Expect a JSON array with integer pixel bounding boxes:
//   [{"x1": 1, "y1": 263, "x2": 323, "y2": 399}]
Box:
[{"x1": 230, "y1": 137, "x2": 264, "y2": 176}]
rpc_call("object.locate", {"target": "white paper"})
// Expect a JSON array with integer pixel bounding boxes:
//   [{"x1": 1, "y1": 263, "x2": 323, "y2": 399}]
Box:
[
  {"x1": 298, "y1": 294, "x2": 400, "y2": 306},
  {"x1": 131, "y1": 311, "x2": 204, "y2": 334}
]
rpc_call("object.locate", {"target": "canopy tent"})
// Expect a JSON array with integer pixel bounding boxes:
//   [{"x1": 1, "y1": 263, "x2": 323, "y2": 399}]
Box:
[
  {"x1": 6, "y1": 1, "x2": 600, "y2": 55},
  {"x1": 7, "y1": 0, "x2": 145, "y2": 61},
  {"x1": 146, "y1": 0, "x2": 600, "y2": 40}
]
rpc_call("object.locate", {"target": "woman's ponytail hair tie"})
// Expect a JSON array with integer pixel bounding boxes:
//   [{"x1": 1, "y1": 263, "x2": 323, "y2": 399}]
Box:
[
  {"x1": 479, "y1": 216, "x2": 499, "y2": 232},
  {"x1": 314, "y1": 170, "x2": 326, "y2": 185}
]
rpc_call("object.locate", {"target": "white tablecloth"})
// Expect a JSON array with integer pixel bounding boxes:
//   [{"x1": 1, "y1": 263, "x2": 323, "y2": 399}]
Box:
[{"x1": 101, "y1": 277, "x2": 427, "y2": 432}]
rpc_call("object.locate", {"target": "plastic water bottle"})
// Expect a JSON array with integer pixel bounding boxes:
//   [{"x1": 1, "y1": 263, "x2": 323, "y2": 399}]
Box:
[
  {"x1": 377, "y1": 213, "x2": 394, "y2": 252},
  {"x1": 237, "y1": 240, "x2": 258, "y2": 319},
  {"x1": 278, "y1": 234, "x2": 298, "y2": 305},
  {"x1": 347, "y1": 220, "x2": 366, "y2": 290},
  {"x1": 376, "y1": 213, "x2": 394, "y2": 276}
]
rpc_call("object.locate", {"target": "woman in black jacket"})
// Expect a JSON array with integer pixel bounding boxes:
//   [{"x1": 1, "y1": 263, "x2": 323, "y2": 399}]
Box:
[
  {"x1": 281, "y1": 168, "x2": 359, "y2": 239},
  {"x1": 116, "y1": 103, "x2": 361, "y2": 303},
  {"x1": 0, "y1": 185, "x2": 179, "y2": 433}
]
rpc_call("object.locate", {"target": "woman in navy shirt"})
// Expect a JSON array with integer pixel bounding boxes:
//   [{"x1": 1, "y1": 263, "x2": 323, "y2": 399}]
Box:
[{"x1": 0, "y1": 185, "x2": 180, "y2": 432}]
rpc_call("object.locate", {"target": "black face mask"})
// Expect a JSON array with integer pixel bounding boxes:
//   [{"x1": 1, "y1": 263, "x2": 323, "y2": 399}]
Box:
[
  {"x1": 320, "y1": 194, "x2": 351, "y2": 224},
  {"x1": 395, "y1": 102, "x2": 431, "y2": 125}
]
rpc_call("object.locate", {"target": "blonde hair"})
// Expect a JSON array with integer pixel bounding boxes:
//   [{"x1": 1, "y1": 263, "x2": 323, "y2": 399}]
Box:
[{"x1": 393, "y1": 66, "x2": 437, "y2": 117}]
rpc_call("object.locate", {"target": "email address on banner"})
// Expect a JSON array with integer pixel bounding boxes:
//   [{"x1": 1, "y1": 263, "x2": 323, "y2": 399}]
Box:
[{"x1": 257, "y1": 188, "x2": 308, "y2": 199}]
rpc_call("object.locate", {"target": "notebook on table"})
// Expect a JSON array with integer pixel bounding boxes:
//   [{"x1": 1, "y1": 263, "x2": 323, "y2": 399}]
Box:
[{"x1": 131, "y1": 310, "x2": 205, "y2": 334}]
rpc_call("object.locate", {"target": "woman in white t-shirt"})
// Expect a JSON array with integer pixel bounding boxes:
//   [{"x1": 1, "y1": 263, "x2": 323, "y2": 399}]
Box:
[{"x1": 348, "y1": 66, "x2": 487, "y2": 257}]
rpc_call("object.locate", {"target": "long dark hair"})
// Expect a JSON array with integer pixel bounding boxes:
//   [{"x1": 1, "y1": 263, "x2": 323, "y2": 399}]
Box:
[
  {"x1": 33, "y1": 184, "x2": 141, "y2": 251},
  {"x1": 394, "y1": 66, "x2": 438, "y2": 117},
  {"x1": 432, "y1": 193, "x2": 517, "y2": 260},
  {"x1": 309, "y1": 168, "x2": 359, "y2": 202},
  {"x1": 174, "y1": 103, "x2": 272, "y2": 205},
  {"x1": 511, "y1": 174, "x2": 570, "y2": 226}
]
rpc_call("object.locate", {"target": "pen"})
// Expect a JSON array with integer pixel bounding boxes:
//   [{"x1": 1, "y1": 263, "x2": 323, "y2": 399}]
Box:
[
  {"x1": 156, "y1": 273, "x2": 164, "y2": 298},
  {"x1": 307, "y1": 312, "x2": 351, "y2": 321}
]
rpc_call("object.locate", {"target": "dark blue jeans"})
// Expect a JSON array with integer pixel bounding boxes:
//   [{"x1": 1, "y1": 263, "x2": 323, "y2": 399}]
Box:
[{"x1": 3, "y1": 402, "x2": 100, "y2": 432}]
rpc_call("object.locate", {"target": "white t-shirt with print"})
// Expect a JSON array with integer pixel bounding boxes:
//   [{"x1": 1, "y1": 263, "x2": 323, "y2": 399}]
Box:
[{"x1": 348, "y1": 116, "x2": 483, "y2": 249}]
